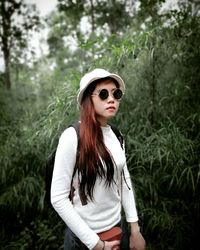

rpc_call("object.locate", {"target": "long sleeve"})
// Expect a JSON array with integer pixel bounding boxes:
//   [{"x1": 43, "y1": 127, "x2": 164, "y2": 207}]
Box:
[
  {"x1": 121, "y1": 163, "x2": 139, "y2": 223},
  {"x1": 50, "y1": 127, "x2": 99, "y2": 250}
]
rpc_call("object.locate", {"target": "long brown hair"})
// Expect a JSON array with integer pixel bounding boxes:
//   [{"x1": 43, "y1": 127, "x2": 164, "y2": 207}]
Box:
[{"x1": 77, "y1": 77, "x2": 119, "y2": 205}]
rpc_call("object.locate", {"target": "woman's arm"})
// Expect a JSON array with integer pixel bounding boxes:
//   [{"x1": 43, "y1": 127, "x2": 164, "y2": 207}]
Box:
[
  {"x1": 121, "y1": 164, "x2": 146, "y2": 249},
  {"x1": 51, "y1": 127, "x2": 99, "y2": 250},
  {"x1": 129, "y1": 222, "x2": 146, "y2": 250},
  {"x1": 121, "y1": 163, "x2": 138, "y2": 222}
]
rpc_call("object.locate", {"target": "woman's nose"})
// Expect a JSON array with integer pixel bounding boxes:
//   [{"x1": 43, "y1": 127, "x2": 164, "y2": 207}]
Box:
[{"x1": 107, "y1": 94, "x2": 115, "y2": 102}]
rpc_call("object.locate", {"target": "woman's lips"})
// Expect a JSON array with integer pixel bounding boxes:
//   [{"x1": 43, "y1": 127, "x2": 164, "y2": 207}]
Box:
[{"x1": 106, "y1": 106, "x2": 116, "y2": 111}]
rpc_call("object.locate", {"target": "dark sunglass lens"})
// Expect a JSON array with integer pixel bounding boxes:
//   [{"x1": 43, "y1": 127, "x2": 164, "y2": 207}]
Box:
[
  {"x1": 113, "y1": 89, "x2": 123, "y2": 99},
  {"x1": 99, "y1": 89, "x2": 109, "y2": 100}
]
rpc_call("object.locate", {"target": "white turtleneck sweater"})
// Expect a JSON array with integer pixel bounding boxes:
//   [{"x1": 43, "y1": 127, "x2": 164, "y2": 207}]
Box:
[{"x1": 51, "y1": 125, "x2": 138, "y2": 249}]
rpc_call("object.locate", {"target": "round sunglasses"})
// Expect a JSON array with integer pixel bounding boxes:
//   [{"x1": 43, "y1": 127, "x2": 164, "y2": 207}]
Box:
[{"x1": 91, "y1": 88, "x2": 123, "y2": 101}]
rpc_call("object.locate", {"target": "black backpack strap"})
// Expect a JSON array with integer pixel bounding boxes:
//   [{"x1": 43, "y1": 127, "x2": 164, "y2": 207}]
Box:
[
  {"x1": 68, "y1": 122, "x2": 80, "y2": 203},
  {"x1": 110, "y1": 124, "x2": 124, "y2": 150},
  {"x1": 110, "y1": 124, "x2": 131, "y2": 190},
  {"x1": 71, "y1": 121, "x2": 80, "y2": 136}
]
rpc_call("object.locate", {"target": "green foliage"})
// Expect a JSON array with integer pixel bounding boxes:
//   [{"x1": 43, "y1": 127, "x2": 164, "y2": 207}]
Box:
[
  {"x1": 126, "y1": 123, "x2": 198, "y2": 249},
  {"x1": 57, "y1": 0, "x2": 132, "y2": 33},
  {"x1": 0, "y1": 2, "x2": 200, "y2": 250},
  {"x1": 0, "y1": 67, "x2": 80, "y2": 248},
  {"x1": 4, "y1": 215, "x2": 64, "y2": 250}
]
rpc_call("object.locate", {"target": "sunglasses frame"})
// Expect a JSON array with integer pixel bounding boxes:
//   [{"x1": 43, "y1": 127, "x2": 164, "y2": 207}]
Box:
[{"x1": 91, "y1": 88, "x2": 123, "y2": 101}]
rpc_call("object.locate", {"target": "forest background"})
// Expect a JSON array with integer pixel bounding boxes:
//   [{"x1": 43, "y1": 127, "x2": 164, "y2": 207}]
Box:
[{"x1": 0, "y1": 0, "x2": 200, "y2": 249}]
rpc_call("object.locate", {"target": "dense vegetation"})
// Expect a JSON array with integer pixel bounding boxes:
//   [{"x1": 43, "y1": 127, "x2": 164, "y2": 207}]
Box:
[{"x1": 0, "y1": 0, "x2": 199, "y2": 249}]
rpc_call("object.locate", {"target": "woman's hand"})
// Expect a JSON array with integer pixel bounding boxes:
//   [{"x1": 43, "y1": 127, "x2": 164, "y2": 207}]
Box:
[
  {"x1": 93, "y1": 239, "x2": 120, "y2": 250},
  {"x1": 129, "y1": 231, "x2": 145, "y2": 250},
  {"x1": 105, "y1": 240, "x2": 120, "y2": 250},
  {"x1": 93, "y1": 240, "x2": 104, "y2": 250},
  {"x1": 129, "y1": 222, "x2": 146, "y2": 250}
]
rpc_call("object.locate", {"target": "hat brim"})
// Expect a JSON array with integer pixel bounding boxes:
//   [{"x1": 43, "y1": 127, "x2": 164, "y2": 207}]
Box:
[{"x1": 77, "y1": 74, "x2": 125, "y2": 104}]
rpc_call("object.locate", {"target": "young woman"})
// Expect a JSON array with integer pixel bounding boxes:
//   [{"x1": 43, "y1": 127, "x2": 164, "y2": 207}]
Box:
[{"x1": 51, "y1": 68, "x2": 145, "y2": 250}]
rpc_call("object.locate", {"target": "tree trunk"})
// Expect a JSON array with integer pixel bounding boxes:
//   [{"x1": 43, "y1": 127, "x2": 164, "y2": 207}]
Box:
[
  {"x1": 1, "y1": 0, "x2": 12, "y2": 89},
  {"x1": 4, "y1": 57, "x2": 11, "y2": 89},
  {"x1": 149, "y1": 48, "x2": 156, "y2": 126},
  {"x1": 89, "y1": 0, "x2": 95, "y2": 33}
]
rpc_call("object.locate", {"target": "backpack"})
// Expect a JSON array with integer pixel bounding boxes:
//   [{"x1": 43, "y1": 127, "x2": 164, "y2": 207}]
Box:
[{"x1": 45, "y1": 122, "x2": 124, "y2": 207}]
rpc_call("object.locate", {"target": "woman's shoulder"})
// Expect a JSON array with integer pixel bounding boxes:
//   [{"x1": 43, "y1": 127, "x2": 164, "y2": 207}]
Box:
[{"x1": 59, "y1": 125, "x2": 79, "y2": 144}]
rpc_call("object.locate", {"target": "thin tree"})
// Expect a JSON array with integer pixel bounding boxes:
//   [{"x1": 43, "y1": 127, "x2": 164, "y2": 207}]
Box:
[{"x1": 0, "y1": 0, "x2": 40, "y2": 89}]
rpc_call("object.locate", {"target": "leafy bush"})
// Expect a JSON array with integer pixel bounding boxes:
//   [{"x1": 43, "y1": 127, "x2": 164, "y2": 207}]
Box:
[
  {"x1": 5, "y1": 215, "x2": 65, "y2": 250},
  {"x1": 0, "y1": 6, "x2": 200, "y2": 250}
]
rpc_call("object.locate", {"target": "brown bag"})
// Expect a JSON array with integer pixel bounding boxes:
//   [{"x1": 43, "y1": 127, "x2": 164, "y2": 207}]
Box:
[{"x1": 97, "y1": 226, "x2": 122, "y2": 242}]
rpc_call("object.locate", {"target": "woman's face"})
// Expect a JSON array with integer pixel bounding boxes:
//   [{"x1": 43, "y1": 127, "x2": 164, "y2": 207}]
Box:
[{"x1": 91, "y1": 79, "x2": 121, "y2": 126}]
